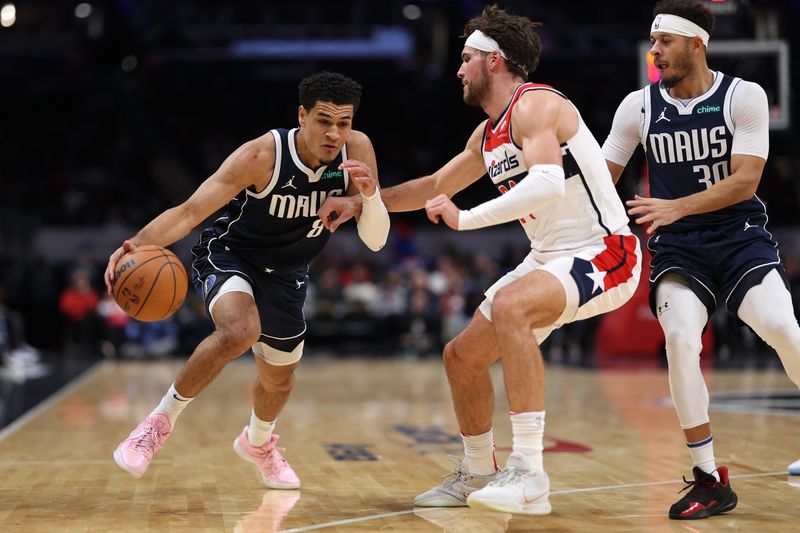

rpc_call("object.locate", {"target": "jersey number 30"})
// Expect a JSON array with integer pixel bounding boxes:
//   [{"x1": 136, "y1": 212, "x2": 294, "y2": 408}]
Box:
[{"x1": 693, "y1": 161, "x2": 730, "y2": 189}]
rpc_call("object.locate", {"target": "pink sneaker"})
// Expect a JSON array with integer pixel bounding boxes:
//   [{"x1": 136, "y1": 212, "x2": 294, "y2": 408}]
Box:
[
  {"x1": 233, "y1": 427, "x2": 300, "y2": 489},
  {"x1": 113, "y1": 412, "x2": 171, "y2": 478}
]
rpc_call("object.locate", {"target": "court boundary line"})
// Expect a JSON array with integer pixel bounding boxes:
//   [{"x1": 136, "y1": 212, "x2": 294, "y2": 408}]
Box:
[
  {"x1": 0, "y1": 360, "x2": 103, "y2": 442},
  {"x1": 277, "y1": 470, "x2": 787, "y2": 532}
]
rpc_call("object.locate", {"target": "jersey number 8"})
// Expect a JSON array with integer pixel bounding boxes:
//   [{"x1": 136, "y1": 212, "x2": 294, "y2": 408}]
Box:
[{"x1": 307, "y1": 219, "x2": 325, "y2": 238}]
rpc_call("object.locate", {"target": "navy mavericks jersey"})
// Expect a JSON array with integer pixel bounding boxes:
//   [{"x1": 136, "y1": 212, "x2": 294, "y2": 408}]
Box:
[
  {"x1": 206, "y1": 127, "x2": 348, "y2": 272},
  {"x1": 645, "y1": 74, "x2": 765, "y2": 232}
]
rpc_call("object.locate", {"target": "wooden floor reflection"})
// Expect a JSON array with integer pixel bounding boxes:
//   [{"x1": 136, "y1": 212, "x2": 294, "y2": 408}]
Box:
[{"x1": 1, "y1": 357, "x2": 799, "y2": 532}]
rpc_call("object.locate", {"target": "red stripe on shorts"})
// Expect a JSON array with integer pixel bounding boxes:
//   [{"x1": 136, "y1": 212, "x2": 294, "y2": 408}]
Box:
[{"x1": 590, "y1": 234, "x2": 638, "y2": 292}]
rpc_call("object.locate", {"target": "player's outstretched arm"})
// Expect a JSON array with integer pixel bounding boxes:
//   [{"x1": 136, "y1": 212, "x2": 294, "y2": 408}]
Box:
[
  {"x1": 439, "y1": 92, "x2": 566, "y2": 231},
  {"x1": 382, "y1": 122, "x2": 486, "y2": 212},
  {"x1": 104, "y1": 134, "x2": 275, "y2": 293},
  {"x1": 319, "y1": 123, "x2": 486, "y2": 232}
]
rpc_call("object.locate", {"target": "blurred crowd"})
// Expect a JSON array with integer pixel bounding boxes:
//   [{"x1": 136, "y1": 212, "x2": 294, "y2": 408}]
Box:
[
  {"x1": 1, "y1": 239, "x2": 516, "y2": 360},
  {"x1": 3, "y1": 229, "x2": 800, "y2": 371}
]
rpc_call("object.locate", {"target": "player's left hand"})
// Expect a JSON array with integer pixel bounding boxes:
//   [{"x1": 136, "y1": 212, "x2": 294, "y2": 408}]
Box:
[
  {"x1": 340, "y1": 159, "x2": 377, "y2": 197},
  {"x1": 318, "y1": 195, "x2": 360, "y2": 232},
  {"x1": 626, "y1": 195, "x2": 684, "y2": 234},
  {"x1": 425, "y1": 194, "x2": 460, "y2": 230},
  {"x1": 104, "y1": 239, "x2": 136, "y2": 295}
]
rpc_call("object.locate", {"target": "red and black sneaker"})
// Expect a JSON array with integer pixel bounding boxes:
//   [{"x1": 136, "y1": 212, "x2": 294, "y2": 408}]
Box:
[{"x1": 668, "y1": 466, "x2": 738, "y2": 520}]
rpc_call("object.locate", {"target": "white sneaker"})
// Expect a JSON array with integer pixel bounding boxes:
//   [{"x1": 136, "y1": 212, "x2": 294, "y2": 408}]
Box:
[
  {"x1": 414, "y1": 456, "x2": 499, "y2": 507},
  {"x1": 467, "y1": 452, "x2": 551, "y2": 515},
  {"x1": 788, "y1": 458, "x2": 800, "y2": 475}
]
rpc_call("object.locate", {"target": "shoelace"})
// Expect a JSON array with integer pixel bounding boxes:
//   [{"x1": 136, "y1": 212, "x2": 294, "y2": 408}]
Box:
[
  {"x1": 250, "y1": 436, "x2": 283, "y2": 457},
  {"x1": 439, "y1": 456, "x2": 467, "y2": 486},
  {"x1": 677, "y1": 471, "x2": 718, "y2": 494},
  {"x1": 492, "y1": 466, "x2": 535, "y2": 487},
  {"x1": 493, "y1": 467, "x2": 519, "y2": 486},
  {"x1": 260, "y1": 444, "x2": 290, "y2": 475},
  {"x1": 132, "y1": 422, "x2": 166, "y2": 455}
]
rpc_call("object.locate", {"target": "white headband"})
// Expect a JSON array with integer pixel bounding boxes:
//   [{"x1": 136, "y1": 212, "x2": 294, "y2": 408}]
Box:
[
  {"x1": 651, "y1": 14, "x2": 709, "y2": 46},
  {"x1": 465, "y1": 29, "x2": 508, "y2": 59}
]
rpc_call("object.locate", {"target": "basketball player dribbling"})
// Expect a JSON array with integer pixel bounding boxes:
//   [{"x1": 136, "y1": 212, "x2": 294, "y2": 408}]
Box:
[
  {"x1": 603, "y1": 0, "x2": 800, "y2": 520},
  {"x1": 103, "y1": 71, "x2": 390, "y2": 488},
  {"x1": 319, "y1": 5, "x2": 641, "y2": 515}
]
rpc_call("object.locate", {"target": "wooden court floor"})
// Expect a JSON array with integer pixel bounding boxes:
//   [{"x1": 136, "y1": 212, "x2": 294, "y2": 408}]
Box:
[{"x1": 1, "y1": 357, "x2": 799, "y2": 532}]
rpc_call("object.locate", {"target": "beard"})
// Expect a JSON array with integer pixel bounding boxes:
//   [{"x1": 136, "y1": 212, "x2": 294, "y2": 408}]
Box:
[
  {"x1": 463, "y1": 64, "x2": 490, "y2": 106},
  {"x1": 661, "y1": 45, "x2": 693, "y2": 89}
]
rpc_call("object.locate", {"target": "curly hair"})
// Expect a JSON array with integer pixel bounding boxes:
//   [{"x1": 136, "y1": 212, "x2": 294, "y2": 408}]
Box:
[
  {"x1": 298, "y1": 71, "x2": 362, "y2": 113},
  {"x1": 462, "y1": 4, "x2": 542, "y2": 80},
  {"x1": 653, "y1": 0, "x2": 714, "y2": 35}
]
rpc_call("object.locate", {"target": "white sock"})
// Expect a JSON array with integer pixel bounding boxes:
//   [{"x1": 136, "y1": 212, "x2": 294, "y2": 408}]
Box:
[
  {"x1": 688, "y1": 435, "x2": 720, "y2": 481},
  {"x1": 510, "y1": 411, "x2": 545, "y2": 472},
  {"x1": 462, "y1": 429, "x2": 497, "y2": 475},
  {"x1": 151, "y1": 383, "x2": 193, "y2": 427},
  {"x1": 248, "y1": 410, "x2": 276, "y2": 447}
]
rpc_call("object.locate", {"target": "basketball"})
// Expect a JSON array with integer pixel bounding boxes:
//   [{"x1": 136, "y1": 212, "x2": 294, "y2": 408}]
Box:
[{"x1": 112, "y1": 245, "x2": 188, "y2": 322}]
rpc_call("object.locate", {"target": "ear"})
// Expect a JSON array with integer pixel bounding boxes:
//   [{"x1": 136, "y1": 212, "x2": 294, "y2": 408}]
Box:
[
  {"x1": 489, "y1": 50, "x2": 501, "y2": 69},
  {"x1": 298, "y1": 105, "x2": 307, "y2": 127}
]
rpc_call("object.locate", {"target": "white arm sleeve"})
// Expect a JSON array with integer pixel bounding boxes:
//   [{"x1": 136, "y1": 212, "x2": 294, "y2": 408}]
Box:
[
  {"x1": 356, "y1": 188, "x2": 390, "y2": 251},
  {"x1": 601, "y1": 89, "x2": 646, "y2": 166},
  {"x1": 458, "y1": 164, "x2": 565, "y2": 230},
  {"x1": 730, "y1": 80, "x2": 769, "y2": 159}
]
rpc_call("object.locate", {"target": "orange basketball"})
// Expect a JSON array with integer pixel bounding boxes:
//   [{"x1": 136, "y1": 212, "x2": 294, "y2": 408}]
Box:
[{"x1": 112, "y1": 245, "x2": 188, "y2": 322}]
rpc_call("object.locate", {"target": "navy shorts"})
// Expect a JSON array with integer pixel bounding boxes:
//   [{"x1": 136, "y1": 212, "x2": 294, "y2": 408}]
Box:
[
  {"x1": 647, "y1": 214, "x2": 788, "y2": 319},
  {"x1": 191, "y1": 231, "x2": 309, "y2": 351}
]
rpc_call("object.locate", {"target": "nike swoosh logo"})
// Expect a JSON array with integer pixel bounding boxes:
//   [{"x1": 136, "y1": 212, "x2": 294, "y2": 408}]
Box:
[
  {"x1": 172, "y1": 394, "x2": 188, "y2": 401},
  {"x1": 523, "y1": 486, "x2": 547, "y2": 504},
  {"x1": 682, "y1": 501, "x2": 709, "y2": 516}
]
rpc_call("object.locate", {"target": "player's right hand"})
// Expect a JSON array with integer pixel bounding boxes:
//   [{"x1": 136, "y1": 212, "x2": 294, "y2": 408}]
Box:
[
  {"x1": 104, "y1": 239, "x2": 136, "y2": 295},
  {"x1": 425, "y1": 194, "x2": 460, "y2": 230},
  {"x1": 340, "y1": 159, "x2": 377, "y2": 197},
  {"x1": 318, "y1": 196, "x2": 360, "y2": 233}
]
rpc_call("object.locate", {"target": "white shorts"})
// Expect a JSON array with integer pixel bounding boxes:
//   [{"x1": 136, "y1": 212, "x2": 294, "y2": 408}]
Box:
[{"x1": 479, "y1": 233, "x2": 641, "y2": 343}]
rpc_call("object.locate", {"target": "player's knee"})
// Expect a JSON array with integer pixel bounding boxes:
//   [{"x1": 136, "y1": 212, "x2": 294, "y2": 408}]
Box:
[
  {"x1": 759, "y1": 315, "x2": 800, "y2": 344},
  {"x1": 443, "y1": 340, "x2": 460, "y2": 369},
  {"x1": 262, "y1": 366, "x2": 296, "y2": 392},
  {"x1": 218, "y1": 319, "x2": 261, "y2": 355},
  {"x1": 443, "y1": 337, "x2": 486, "y2": 376},
  {"x1": 490, "y1": 288, "x2": 527, "y2": 328},
  {"x1": 663, "y1": 329, "x2": 702, "y2": 362}
]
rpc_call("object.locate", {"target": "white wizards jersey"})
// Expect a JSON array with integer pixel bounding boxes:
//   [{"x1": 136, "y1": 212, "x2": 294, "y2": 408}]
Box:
[{"x1": 482, "y1": 83, "x2": 630, "y2": 259}]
